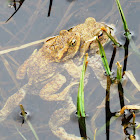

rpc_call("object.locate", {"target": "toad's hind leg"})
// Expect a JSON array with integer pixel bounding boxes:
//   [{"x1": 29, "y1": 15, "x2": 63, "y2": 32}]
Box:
[
  {"x1": 49, "y1": 96, "x2": 81, "y2": 140},
  {"x1": 39, "y1": 74, "x2": 78, "y2": 101},
  {"x1": 0, "y1": 84, "x2": 28, "y2": 122}
]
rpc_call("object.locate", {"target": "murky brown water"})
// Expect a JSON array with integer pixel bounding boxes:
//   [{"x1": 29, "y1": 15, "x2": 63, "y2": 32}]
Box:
[{"x1": 0, "y1": 0, "x2": 140, "y2": 139}]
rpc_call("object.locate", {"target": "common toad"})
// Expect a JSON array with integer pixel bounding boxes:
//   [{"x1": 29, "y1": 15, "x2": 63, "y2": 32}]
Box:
[{"x1": 0, "y1": 17, "x2": 114, "y2": 140}]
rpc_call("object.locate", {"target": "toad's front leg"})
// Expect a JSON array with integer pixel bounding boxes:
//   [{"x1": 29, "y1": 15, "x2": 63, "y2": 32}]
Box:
[{"x1": 63, "y1": 59, "x2": 83, "y2": 79}]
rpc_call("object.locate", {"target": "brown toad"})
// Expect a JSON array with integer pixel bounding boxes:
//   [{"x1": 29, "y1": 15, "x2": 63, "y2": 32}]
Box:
[
  {"x1": 16, "y1": 30, "x2": 81, "y2": 89},
  {"x1": 0, "y1": 17, "x2": 114, "y2": 140}
]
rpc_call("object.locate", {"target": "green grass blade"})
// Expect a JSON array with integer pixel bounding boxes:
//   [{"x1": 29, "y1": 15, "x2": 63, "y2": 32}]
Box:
[
  {"x1": 116, "y1": 0, "x2": 131, "y2": 38},
  {"x1": 77, "y1": 54, "x2": 88, "y2": 118},
  {"x1": 115, "y1": 0, "x2": 128, "y2": 32},
  {"x1": 19, "y1": 105, "x2": 39, "y2": 140},
  {"x1": 15, "y1": 125, "x2": 27, "y2": 140},
  {"x1": 26, "y1": 121, "x2": 39, "y2": 140},
  {"x1": 115, "y1": 0, "x2": 140, "y2": 58},
  {"x1": 96, "y1": 38, "x2": 111, "y2": 76},
  {"x1": 101, "y1": 27, "x2": 121, "y2": 47}
]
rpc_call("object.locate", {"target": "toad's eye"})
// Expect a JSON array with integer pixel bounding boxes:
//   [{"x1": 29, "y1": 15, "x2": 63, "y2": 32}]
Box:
[
  {"x1": 69, "y1": 39, "x2": 77, "y2": 47},
  {"x1": 98, "y1": 31, "x2": 103, "y2": 40}
]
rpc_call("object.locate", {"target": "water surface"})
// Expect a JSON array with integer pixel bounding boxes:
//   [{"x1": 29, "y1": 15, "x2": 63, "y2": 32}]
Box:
[{"x1": 0, "y1": 0, "x2": 140, "y2": 139}]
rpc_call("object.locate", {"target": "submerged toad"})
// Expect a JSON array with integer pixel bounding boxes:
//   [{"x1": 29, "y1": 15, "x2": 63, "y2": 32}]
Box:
[
  {"x1": 16, "y1": 30, "x2": 81, "y2": 87},
  {"x1": 0, "y1": 17, "x2": 114, "y2": 139}
]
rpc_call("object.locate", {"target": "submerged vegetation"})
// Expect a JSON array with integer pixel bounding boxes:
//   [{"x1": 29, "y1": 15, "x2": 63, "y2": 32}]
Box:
[
  {"x1": 19, "y1": 104, "x2": 39, "y2": 140},
  {"x1": 6, "y1": 0, "x2": 54, "y2": 22},
  {"x1": 76, "y1": 0, "x2": 140, "y2": 139}
]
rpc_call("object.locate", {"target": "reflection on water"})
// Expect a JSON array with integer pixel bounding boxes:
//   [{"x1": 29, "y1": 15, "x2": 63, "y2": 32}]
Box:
[{"x1": 0, "y1": 0, "x2": 140, "y2": 139}]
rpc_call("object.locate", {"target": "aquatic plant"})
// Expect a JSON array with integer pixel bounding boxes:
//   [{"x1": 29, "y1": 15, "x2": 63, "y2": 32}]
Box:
[
  {"x1": 77, "y1": 53, "x2": 88, "y2": 118},
  {"x1": 19, "y1": 104, "x2": 39, "y2": 140}
]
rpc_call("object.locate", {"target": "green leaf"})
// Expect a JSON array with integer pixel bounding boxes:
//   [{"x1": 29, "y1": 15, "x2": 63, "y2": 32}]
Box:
[
  {"x1": 96, "y1": 38, "x2": 111, "y2": 76},
  {"x1": 19, "y1": 105, "x2": 39, "y2": 140},
  {"x1": 77, "y1": 54, "x2": 88, "y2": 118},
  {"x1": 115, "y1": 0, "x2": 131, "y2": 38}
]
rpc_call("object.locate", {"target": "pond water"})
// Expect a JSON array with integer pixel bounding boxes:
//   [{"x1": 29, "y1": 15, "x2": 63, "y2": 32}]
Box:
[{"x1": 0, "y1": 0, "x2": 140, "y2": 140}]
